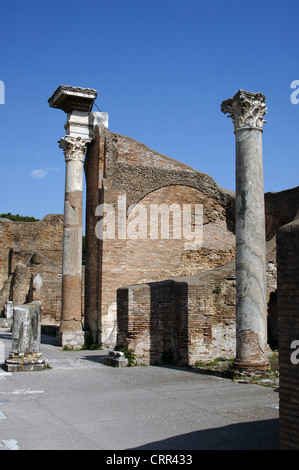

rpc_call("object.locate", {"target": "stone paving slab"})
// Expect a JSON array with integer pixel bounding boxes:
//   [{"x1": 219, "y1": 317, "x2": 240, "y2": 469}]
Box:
[{"x1": 0, "y1": 328, "x2": 279, "y2": 451}]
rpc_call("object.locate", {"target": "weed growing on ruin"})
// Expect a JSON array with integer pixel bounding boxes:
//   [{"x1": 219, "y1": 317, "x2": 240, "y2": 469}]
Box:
[
  {"x1": 212, "y1": 287, "x2": 221, "y2": 294},
  {"x1": 115, "y1": 345, "x2": 136, "y2": 367},
  {"x1": 193, "y1": 357, "x2": 233, "y2": 369},
  {"x1": 192, "y1": 356, "x2": 279, "y2": 388},
  {"x1": 268, "y1": 349, "x2": 279, "y2": 361}
]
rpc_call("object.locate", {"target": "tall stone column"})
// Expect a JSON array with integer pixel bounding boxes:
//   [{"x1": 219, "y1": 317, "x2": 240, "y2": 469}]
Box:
[
  {"x1": 221, "y1": 89, "x2": 270, "y2": 370},
  {"x1": 58, "y1": 136, "x2": 88, "y2": 346},
  {"x1": 48, "y1": 85, "x2": 97, "y2": 348}
]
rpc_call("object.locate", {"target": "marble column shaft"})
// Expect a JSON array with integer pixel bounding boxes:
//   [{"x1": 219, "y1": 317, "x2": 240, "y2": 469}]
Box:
[
  {"x1": 221, "y1": 90, "x2": 270, "y2": 370},
  {"x1": 58, "y1": 137, "x2": 88, "y2": 337}
]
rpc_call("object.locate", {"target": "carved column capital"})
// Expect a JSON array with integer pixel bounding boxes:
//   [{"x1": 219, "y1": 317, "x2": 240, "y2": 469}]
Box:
[
  {"x1": 221, "y1": 89, "x2": 267, "y2": 133},
  {"x1": 58, "y1": 136, "x2": 90, "y2": 162}
]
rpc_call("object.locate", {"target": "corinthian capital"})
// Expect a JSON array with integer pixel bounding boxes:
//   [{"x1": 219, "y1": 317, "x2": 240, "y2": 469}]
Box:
[
  {"x1": 58, "y1": 136, "x2": 89, "y2": 162},
  {"x1": 221, "y1": 89, "x2": 267, "y2": 133}
]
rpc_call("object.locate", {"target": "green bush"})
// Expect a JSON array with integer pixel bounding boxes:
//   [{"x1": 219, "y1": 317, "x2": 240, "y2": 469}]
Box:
[{"x1": 0, "y1": 212, "x2": 39, "y2": 222}]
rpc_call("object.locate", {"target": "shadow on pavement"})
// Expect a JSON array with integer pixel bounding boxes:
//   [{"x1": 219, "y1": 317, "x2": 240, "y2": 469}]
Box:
[{"x1": 131, "y1": 418, "x2": 279, "y2": 450}]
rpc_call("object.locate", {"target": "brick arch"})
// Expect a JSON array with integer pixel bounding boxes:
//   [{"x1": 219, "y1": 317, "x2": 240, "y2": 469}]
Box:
[
  {"x1": 127, "y1": 184, "x2": 226, "y2": 225},
  {"x1": 127, "y1": 183, "x2": 203, "y2": 213},
  {"x1": 124, "y1": 185, "x2": 203, "y2": 286},
  {"x1": 124, "y1": 184, "x2": 234, "y2": 285},
  {"x1": 113, "y1": 158, "x2": 233, "y2": 216}
]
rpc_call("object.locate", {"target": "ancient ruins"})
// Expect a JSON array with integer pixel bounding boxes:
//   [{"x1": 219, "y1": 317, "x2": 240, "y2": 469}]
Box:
[
  {"x1": 0, "y1": 85, "x2": 298, "y2": 365},
  {"x1": 0, "y1": 214, "x2": 64, "y2": 326},
  {"x1": 1, "y1": 84, "x2": 299, "y2": 447}
]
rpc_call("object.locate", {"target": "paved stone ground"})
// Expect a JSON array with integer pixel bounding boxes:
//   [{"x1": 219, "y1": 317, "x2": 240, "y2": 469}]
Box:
[{"x1": 0, "y1": 328, "x2": 279, "y2": 451}]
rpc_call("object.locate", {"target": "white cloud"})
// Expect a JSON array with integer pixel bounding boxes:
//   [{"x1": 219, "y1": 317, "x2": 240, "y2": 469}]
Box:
[
  {"x1": 30, "y1": 167, "x2": 60, "y2": 179},
  {"x1": 31, "y1": 169, "x2": 47, "y2": 179}
]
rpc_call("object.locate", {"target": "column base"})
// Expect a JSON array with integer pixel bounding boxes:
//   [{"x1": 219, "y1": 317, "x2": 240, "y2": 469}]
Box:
[
  {"x1": 56, "y1": 330, "x2": 90, "y2": 350},
  {"x1": 3, "y1": 353, "x2": 47, "y2": 372},
  {"x1": 233, "y1": 358, "x2": 271, "y2": 372}
]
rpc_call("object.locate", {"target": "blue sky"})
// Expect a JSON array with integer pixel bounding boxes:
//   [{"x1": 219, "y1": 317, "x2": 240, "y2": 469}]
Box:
[{"x1": 0, "y1": 0, "x2": 298, "y2": 221}]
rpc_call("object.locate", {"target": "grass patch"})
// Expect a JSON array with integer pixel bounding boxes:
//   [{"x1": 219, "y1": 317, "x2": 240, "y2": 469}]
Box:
[
  {"x1": 191, "y1": 356, "x2": 279, "y2": 388},
  {"x1": 193, "y1": 357, "x2": 234, "y2": 369}
]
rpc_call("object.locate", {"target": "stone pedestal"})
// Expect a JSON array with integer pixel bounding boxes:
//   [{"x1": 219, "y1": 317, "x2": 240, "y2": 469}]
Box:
[
  {"x1": 221, "y1": 89, "x2": 270, "y2": 371},
  {"x1": 4, "y1": 301, "x2": 46, "y2": 372}
]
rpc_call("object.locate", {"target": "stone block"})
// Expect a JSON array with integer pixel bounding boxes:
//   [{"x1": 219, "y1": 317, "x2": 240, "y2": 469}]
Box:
[{"x1": 105, "y1": 350, "x2": 128, "y2": 367}]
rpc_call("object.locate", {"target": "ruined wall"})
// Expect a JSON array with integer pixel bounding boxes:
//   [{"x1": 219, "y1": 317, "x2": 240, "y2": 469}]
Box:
[
  {"x1": 117, "y1": 262, "x2": 236, "y2": 365},
  {"x1": 0, "y1": 214, "x2": 63, "y2": 287},
  {"x1": 84, "y1": 126, "x2": 236, "y2": 346},
  {"x1": 117, "y1": 238, "x2": 279, "y2": 365},
  {"x1": 265, "y1": 187, "x2": 299, "y2": 241},
  {"x1": 277, "y1": 216, "x2": 299, "y2": 449},
  {"x1": 0, "y1": 215, "x2": 64, "y2": 325},
  {"x1": 264, "y1": 186, "x2": 299, "y2": 348},
  {"x1": 116, "y1": 180, "x2": 299, "y2": 361}
]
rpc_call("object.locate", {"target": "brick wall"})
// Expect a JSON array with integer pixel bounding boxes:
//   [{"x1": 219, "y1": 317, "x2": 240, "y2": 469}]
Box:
[
  {"x1": 117, "y1": 261, "x2": 237, "y2": 365},
  {"x1": 277, "y1": 217, "x2": 299, "y2": 449},
  {"x1": 117, "y1": 236, "x2": 281, "y2": 366},
  {"x1": 85, "y1": 126, "x2": 236, "y2": 347}
]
